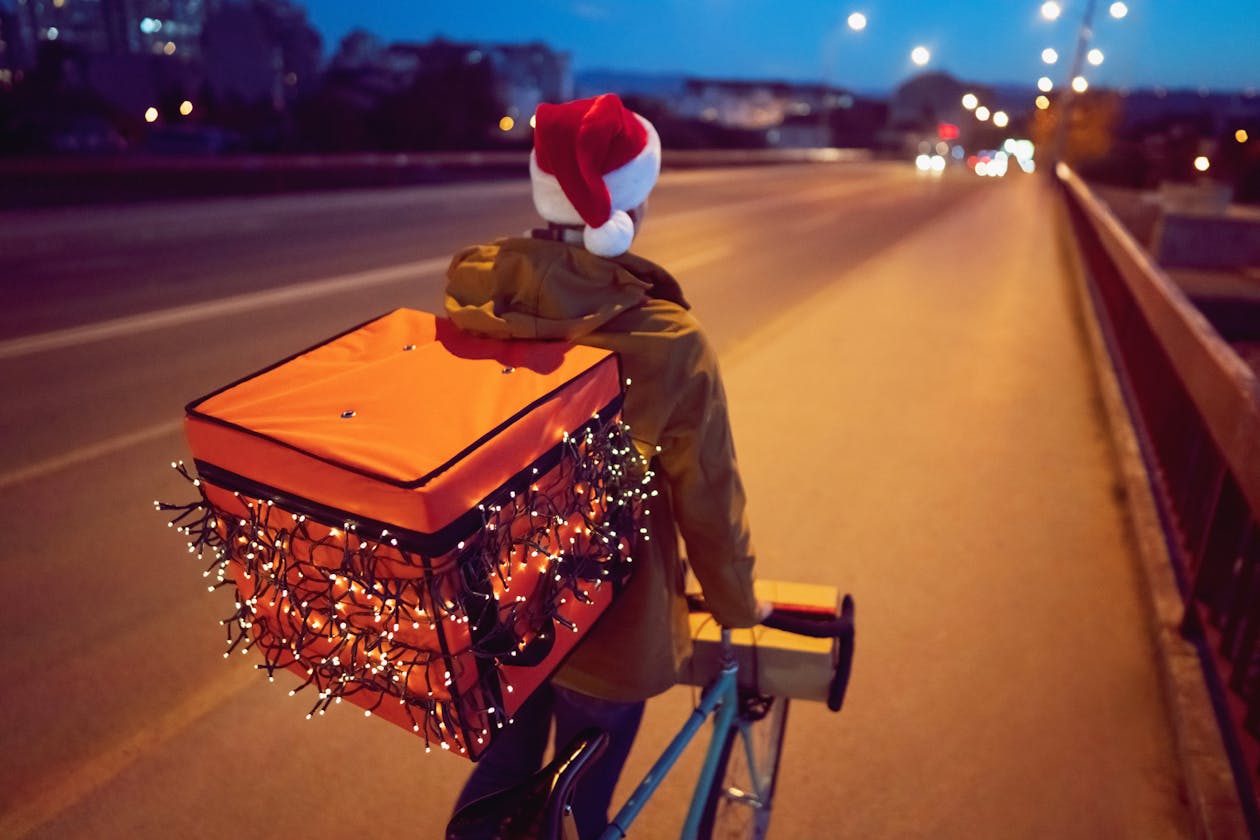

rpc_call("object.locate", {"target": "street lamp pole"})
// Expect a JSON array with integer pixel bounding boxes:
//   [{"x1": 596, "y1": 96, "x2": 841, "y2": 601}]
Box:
[{"x1": 1050, "y1": 0, "x2": 1099, "y2": 165}]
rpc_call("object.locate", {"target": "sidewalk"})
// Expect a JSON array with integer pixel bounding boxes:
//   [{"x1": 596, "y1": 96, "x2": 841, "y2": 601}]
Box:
[{"x1": 622, "y1": 172, "x2": 1201, "y2": 838}]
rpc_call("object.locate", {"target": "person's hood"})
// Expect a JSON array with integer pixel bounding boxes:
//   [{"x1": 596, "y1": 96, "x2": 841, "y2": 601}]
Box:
[{"x1": 444, "y1": 236, "x2": 686, "y2": 341}]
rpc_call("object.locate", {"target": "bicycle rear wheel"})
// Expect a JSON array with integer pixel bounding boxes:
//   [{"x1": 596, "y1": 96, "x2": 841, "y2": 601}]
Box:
[{"x1": 697, "y1": 693, "x2": 789, "y2": 840}]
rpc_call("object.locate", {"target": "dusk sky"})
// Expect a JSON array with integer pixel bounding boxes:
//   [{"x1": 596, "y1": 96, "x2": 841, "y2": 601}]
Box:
[{"x1": 302, "y1": 1, "x2": 1258, "y2": 94}]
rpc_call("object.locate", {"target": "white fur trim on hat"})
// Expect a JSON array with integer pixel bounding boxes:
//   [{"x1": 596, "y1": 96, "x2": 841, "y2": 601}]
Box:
[{"x1": 583, "y1": 210, "x2": 636, "y2": 258}]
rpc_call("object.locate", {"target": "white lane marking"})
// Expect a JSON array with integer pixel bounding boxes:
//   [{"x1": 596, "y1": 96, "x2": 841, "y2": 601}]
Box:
[
  {"x1": 0, "y1": 419, "x2": 182, "y2": 491},
  {"x1": 0, "y1": 256, "x2": 449, "y2": 361},
  {"x1": 0, "y1": 662, "x2": 259, "y2": 838},
  {"x1": 669, "y1": 245, "x2": 734, "y2": 274}
]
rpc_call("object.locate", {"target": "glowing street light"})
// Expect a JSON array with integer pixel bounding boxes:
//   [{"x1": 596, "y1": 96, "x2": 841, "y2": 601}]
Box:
[
  {"x1": 961, "y1": 93, "x2": 979, "y2": 110},
  {"x1": 1238, "y1": 129, "x2": 1251, "y2": 143},
  {"x1": 498, "y1": 116, "x2": 515, "y2": 131},
  {"x1": 847, "y1": 12, "x2": 867, "y2": 31},
  {"x1": 1038, "y1": 76, "x2": 1054, "y2": 92},
  {"x1": 1072, "y1": 76, "x2": 1089, "y2": 93},
  {"x1": 1109, "y1": 2, "x2": 1128, "y2": 19},
  {"x1": 1035, "y1": 95, "x2": 1051, "y2": 110},
  {"x1": 144, "y1": 107, "x2": 159, "y2": 123},
  {"x1": 975, "y1": 106, "x2": 991, "y2": 121},
  {"x1": 1194, "y1": 156, "x2": 1211, "y2": 172},
  {"x1": 1087, "y1": 48, "x2": 1104, "y2": 66},
  {"x1": 1041, "y1": 1, "x2": 1062, "y2": 21},
  {"x1": 992, "y1": 111, "x2": 1010, "y2": 128},
  {"x1": 179, "y1": 100, "x2": 193, "y2": 116},
  {"x1": 1042, "y1": 48, "x2": 1059, "y2": 64},
  {"x1": 911, "y1": 46, "x2": 931, "y2": 66}
]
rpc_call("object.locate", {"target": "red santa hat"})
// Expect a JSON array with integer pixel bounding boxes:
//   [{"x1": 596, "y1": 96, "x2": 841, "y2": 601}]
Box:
[{"x1": 530, "y1": 94, "x2": 661, "y2": 258}]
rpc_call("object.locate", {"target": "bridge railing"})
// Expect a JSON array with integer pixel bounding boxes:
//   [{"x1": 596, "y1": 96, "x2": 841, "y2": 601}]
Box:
[{"x1": 1057, "y1": 165, "x2": 1260, "y2": 822}]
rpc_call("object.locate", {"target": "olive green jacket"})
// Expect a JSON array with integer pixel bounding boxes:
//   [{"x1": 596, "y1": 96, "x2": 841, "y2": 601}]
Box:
[{"x1": 444, "y1": 236, "x2": 761, "y2": 701}]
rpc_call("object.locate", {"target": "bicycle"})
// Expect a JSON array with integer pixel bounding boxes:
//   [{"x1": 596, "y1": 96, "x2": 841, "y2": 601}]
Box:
[{"x1": 446, "y1": 588, "x2": 856, "y2": 840}]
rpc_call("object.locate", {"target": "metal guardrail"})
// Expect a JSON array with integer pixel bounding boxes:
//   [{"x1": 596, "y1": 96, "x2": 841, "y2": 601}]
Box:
[{"x1": 1057, "y1": 164, "x2": 1260, "y2": 823}]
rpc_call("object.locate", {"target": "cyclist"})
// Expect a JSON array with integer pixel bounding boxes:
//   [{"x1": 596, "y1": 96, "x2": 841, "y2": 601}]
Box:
[{"x1": 444, "y1": 93, "x2": 768, "y2": 839}]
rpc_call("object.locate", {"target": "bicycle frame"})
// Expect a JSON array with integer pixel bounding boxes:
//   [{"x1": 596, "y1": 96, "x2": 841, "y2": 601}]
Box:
[{"x1": 598, "y1": 628, "x2": 751, "y2": 840}]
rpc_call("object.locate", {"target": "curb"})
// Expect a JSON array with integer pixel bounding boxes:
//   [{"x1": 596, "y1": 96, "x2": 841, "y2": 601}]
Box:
[{"x1": 1053, "y1": 182, "x2": 1251, "y2": 840}]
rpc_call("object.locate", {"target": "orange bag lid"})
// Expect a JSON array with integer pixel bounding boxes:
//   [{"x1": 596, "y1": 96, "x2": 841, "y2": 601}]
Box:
[{"x1": 184, "y1": 309, "x2": 622, "y2": 540}]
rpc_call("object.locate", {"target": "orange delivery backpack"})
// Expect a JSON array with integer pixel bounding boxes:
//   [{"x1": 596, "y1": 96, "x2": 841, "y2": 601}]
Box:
[{"x1": 160, "y1": 308, "x2": 649, "y2": 760}]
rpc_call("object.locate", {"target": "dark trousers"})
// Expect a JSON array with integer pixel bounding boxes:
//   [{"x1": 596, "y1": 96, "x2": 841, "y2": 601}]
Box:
[{"x1": 452, "y1": 683, "x2": 645, "y2": 839}]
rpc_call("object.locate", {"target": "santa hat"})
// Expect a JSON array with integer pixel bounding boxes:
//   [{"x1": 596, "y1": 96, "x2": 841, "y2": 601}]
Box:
[{"x1": 530, "y1": 94, "x2": 661, "y2": 258}]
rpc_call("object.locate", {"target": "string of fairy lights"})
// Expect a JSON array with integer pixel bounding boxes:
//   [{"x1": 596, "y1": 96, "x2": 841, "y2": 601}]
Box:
[{"x1": 158, "y1": 409, "x2": 654, "y2": 759}]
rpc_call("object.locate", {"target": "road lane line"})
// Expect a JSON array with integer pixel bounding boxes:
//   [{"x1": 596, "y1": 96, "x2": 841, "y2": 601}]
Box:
[
  {"x1": 668, "y1": 244, "x2": 734, "y2": 274},
  {"x1": 0, "y1": 419, "x2": 182, "y2": 490},
  {"x1": 0, "y1": 663, "x2": 259, "y2": 838},
  {"x1": 0, "y1": 256, "x2": 449, "y2": 361}
]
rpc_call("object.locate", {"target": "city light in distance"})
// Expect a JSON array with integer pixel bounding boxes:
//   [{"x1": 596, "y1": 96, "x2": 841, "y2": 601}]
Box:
[
  {"x1": 1194, "y1": 156, "x2": 1211, "y2": 172},
  {"x1": 1110, "y1": 2, "x2": 1129, "y2": 19},
  {"x1": 145, "y1": 107, "x2": 159, "y2": 123},
  {"x1": 975, "y1": 106, "x2": 991, "y2": 121},
  {"x1": 180, "y1": 100, "x2": 193, "y2": 116},
  {"x1": 1038, "y1": 76, "x2": 1054, "y2": 92},
  {"x1": 1042, "y1": 48, "x2": 1059, "y2": 65},
  {"x1": 1041, "y1": 1, "x2": 1062, "y2": 21},
  {"x1": 847, "y1": 12, "x2": 867, "y2": 31},
  {"x1": 993, "y1": 111, "x2": 1010, "y2": 128},
  {"x1": 1239, "y1": 129, "x2": 1251, "y2": 143},
  {"x1": 962, "y1": 93, "x2": 978, "y2": 110},
  {"x1": 163, "y1": 41, "x2": 176, "y2": 55},
  {"x1": 1036, "y1": 95, "x2": 1051, "y2": 110},
  {"x1": 1087, "y1": 48, "x2": 1105, "y2": 66},
  {"x1": 911, "y1": 46, "x2": 931, "y2": 66},
  {"x1": 499, "y1": 116, "x2": 515, "y2": 131},
  {"x1": 1072, "y1": 76, "x2": 1089, "y2": 93}
]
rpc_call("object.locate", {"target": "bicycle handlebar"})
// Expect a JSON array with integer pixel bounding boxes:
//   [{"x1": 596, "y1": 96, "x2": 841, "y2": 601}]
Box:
[
  {"x1": 687, "y1": 591, "x2": 857, "y2": 713},
  {"x1": 762, "y1": 594, "x2": 855, "y2": 712}
]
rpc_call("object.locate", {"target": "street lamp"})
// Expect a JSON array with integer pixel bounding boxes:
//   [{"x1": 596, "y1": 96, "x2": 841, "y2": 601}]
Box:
[
  {"x1": 179, "y1": 100, "x2": 193, "y2": 116},
  {"x1": 911, "y1": 46, "x2": 930, "y2": 66},
  {"x1": 847, "y1": 12, "x2": 867, "y2": 31},
  {"x1": 993, "y1": 111, "x2": 1010, "y2": 128},
  {"x1": 1087, "y1": 48, "x2": 1104, "y2": 65},
  {"x1": 1072, "y1": 75, "x2": 1089, "y2": 92},
  {"x1": 1042, "y1": 48, "x2": 1059, "y2": 64},
  {"x1": 1041, "y1": 1, "x2": 1062, "y2": 20},
  {"x1": 819, "y1": 11, "x2": 868, "y2": 147},
  {"x1": 1109, "y1": 2, "x2": 1128, "y2": 18},
  {"x1": 962, "y1": 93, "x2": 979, "y2": 110},
  {"x1": 976, "y1": 106, "x2": 991, "y2": 121},
  {"x1": 1038, "y1": 76, "x2": 1054, "y2": 92},
  {"x1": 144, "y1": 107, "x2": 159, "y2": 123}
]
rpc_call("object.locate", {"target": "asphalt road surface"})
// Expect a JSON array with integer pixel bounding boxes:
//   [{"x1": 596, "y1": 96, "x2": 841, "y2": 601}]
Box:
[{"x1": 0, "y1": 162, "x2": 1192, "y2": 838}]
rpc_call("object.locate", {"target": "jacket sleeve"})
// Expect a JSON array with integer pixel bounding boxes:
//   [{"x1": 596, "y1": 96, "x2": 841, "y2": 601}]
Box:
[{"x1": 656, "y1": 328, "x2": 761, "y2": 629}]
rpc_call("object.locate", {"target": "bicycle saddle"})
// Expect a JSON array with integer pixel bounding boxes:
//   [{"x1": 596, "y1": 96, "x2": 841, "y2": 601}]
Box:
[{"x1": 446, "y1": 728, "x2": 610, "y2": 840}]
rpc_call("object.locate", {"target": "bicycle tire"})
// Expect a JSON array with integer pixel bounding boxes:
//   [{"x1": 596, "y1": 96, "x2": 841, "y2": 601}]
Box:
[{"x1": 696, "y1": 693, "x2": 790, "y2": 840}]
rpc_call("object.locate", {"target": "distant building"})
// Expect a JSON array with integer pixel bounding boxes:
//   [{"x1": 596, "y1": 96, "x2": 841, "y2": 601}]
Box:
[
  {"x1": 0, "y1": 2, "x2": 28, "y2": 84},
  {"x1": 201, "y1": 0, "x2": 319, "y2": 108},
  {"x1": 13, "y1": 0, "x2": 205, "y2": 58}
]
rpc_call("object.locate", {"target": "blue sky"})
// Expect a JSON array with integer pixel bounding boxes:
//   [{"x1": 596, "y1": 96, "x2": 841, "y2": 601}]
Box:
[{"x1": 301, "y1": 1, "x2": 1258, "y2": 94}]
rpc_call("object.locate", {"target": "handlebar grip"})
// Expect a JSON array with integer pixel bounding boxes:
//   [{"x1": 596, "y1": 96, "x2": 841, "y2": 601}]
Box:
[
  {"x1": 760, "y1": 594, "x2": 855, "y2": 713},
  {"x1": 827, "y1": 594, "x2": 855, "y2": 712}
]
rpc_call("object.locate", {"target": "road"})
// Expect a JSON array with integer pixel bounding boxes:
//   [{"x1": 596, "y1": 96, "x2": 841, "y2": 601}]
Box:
[{"x1": 0, "y1": 163, "x2": 1192, "y2": 838}]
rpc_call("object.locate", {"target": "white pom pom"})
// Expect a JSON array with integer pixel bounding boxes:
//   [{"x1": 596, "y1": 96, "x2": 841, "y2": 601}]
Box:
[{"x1": 583, "y1": 210, "x2": 635, "y2": 257}]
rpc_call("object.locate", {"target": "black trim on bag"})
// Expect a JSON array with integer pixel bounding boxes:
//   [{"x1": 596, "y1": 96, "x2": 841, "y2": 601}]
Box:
[
  {"x1": 192, "y1": 393, "x2": 624, "y2": 558},
  {"x1": 186, "y1": 320, "x2": 624, "y2": 492}
]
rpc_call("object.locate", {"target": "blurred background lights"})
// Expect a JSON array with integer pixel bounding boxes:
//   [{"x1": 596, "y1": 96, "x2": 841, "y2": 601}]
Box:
[
  {"x1": 961, "y1": 93, "x2": 978, "y2": 110},
  {"x1": 529, "y1": 114, "x2": 537, "y2": 129},
  {"x1": 1038, "y1": 76, "x2": 1054, "y2": 92},
  {"x1": 1041, "y1": 48, "x2": 1059, "y2": 64},
  {"x1": 1041, "y1": 1, "x2": 1062, "y2": 21},
  {"x1": 1072, "y1": 76, "x2": 1089, "y2": 92},
  {"x1": 1194, "y1": 156, "x2": 1211, "y2": 172},
  {"x1": 140, "y1": 17, "x2": 162, "y2": 34},
  {"x1": 1238, "y1": 129, "x2": 1251, "y2": 143},
  {"x1": 144, "y1": 107, "x2": 159, "y2": 123},
  {"x1": 1110, "y1": 2, "x2": 1129, "y2": 18},
  {"x1": 1036, "y1": 95, "x2": 1051, "y2": 110},
  {"x1": 975, "y1": 106, "x2": 991, "y2": 121},
  {"x1": 179, "y1": 100, "x2": 193, "y2": 116},
  {"x1": 163, "y1": 41, "x2": 176, "y2": 55},
  {"x1": 847, "y1": 12, "x2": 867, "y2": 31},
  {"x1": 992, "y1": 111, "x2": 1010, "y2": 128},
  {"x1": 1087, "y1": 48, "x2": 1105, "y2": 66},
  {"x1": 46, "y1": 26, "x2": 60, "y2": 39},
  {"x1": 498, "y1": 116, "x2": 515, "y2": 131},
  {"x1": 911, "y1": 46, "x2": 930, "y2": 66}
]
